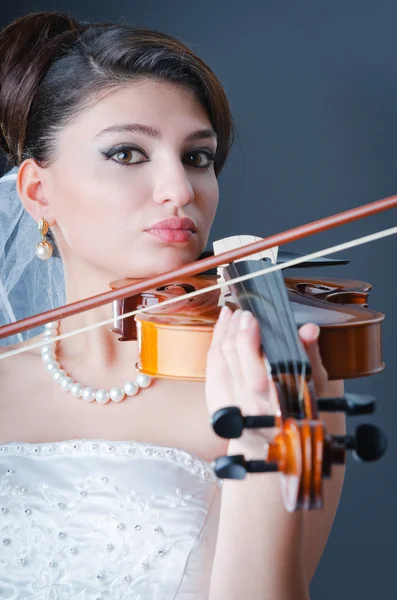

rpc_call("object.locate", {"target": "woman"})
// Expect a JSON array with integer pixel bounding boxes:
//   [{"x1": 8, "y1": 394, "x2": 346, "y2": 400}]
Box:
[{"x1": 0, "y1": 11, "x2": 345, "y2": 599}]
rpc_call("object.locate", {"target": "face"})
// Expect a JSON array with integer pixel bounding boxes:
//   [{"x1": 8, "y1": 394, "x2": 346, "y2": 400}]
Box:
[{"x1": 36, "y1": 79, "x2": 219, "y2": 284}]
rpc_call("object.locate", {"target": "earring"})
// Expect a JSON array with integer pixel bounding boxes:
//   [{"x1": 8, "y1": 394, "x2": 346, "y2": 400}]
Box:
[{"x1": 35, "y1": 218, "x2": 53, "y2": 260}]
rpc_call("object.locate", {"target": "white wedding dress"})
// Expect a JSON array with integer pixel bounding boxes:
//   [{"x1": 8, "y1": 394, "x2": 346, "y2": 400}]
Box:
[{"x1": 0, "y1": 439, "x2": 222, "y2": 599}]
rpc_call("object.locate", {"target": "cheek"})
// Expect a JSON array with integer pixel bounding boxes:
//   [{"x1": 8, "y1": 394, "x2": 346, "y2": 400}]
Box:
[
  {"x1": 48, "y1": 171, "x2": 147, "y2": 259},
  {"x1": 192, "y1": 177, "x2": 218, "y2": 251},
  {"x1": 51, "y1": 163, "x2": 148, "y2": 226},
  {"x1": 198, "y1": 174, "x2": 219, "y2": 219}
]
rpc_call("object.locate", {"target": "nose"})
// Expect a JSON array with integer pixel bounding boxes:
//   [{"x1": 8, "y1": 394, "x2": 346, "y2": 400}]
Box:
[{"x1": 152, "y1": 160, "x2": 195, "y2": 208}]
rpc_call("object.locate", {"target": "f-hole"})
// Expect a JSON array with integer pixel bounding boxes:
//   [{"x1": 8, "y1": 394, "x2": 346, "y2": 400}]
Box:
[{"x1": 156, "y1": 283, "x2": 197, "y2": 301}]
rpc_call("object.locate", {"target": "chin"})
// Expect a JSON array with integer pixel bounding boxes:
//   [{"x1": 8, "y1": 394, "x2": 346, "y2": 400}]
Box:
[
  {"x1": 153, "y1": 249, "x2": 199, "y2": 274},
  {"x1": 122, "y1": 246, "x2": 202, "y2": 280}
]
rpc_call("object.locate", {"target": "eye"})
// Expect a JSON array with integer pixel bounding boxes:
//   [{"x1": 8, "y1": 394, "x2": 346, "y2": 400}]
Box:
[
  {"x1": 183, "y1": 150, "x2": 216, "y2": 169},
  {"x1": 102, "y1": 145, "x2": 148, "y2": 165}
]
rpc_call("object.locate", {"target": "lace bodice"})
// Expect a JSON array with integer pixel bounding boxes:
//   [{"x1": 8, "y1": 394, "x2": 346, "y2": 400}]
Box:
[{"x1": 0, "y1": 439, "x2": 222, "y2": 599}]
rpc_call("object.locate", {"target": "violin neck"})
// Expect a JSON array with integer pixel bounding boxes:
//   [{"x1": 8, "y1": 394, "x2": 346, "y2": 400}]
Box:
[{"x1": 223, "y1": 259, "x2": 311, "y2": 379}]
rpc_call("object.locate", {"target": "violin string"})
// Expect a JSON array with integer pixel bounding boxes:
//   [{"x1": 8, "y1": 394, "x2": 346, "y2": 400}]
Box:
[
  {"x1": 233, "y1": 236, "x2": 287, "y2": 405},
  {"x1": 234, "y1": 237, "x2": 288, "y2": 393},
  {"x1": 276, "y1": 266, "x2": 309, "y2": 415},
  {"x1": 271, "y1": 265, "x2": 301, "y2": 414},
  {"x1": 235, "y1": 239, "x2": 299, "y2": 413},
  {"x1": 1, "y1": 224, "x2": 396, "y2": 360},
  {"x1": 257, "y1": 264, "x2": 294, "y2": 409},
  {"x1": 236, "y1": 240, "x2": 300, "y2": 415},
  {"x1": 278, "y1": 277, "x2": 309, "y2": 411},
  {"x1": 299, "y1": 365, "x2": 306, "y2": 415}
]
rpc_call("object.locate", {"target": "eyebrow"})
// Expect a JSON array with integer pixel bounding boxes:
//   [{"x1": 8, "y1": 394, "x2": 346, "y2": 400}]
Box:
[{"x1": 95, "y1": 123, "x2": 218, "y2": 142}]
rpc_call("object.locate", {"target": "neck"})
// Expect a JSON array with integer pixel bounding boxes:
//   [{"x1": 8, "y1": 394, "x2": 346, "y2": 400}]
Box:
[{"x1": 58, "y1": 261, "x2": 140, "y2": 376}]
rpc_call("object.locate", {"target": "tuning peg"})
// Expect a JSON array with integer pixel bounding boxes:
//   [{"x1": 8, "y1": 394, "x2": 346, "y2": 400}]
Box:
[
  {"x1": 211, "y1": 406, "x2": 277, "y2": 439},
  {"x1": 318, "y1": 393, "x2": 376, "y2": 416},
  {"x1": 331, "y1": 424, "x2": 387, "y2": 462},
  {"x1": 212, "y1": 454, "x2": 279, "y2": 479}
]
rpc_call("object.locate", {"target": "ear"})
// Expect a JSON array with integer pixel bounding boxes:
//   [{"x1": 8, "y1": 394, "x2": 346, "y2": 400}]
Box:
[{"x1": 17, "y1": 159, "x2": 56, "y2": 225}]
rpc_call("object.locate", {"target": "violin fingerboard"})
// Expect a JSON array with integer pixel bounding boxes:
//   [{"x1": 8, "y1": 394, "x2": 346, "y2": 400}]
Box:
[{"x1": 224, "y1": 259, "x2": 311, "y2": 378}]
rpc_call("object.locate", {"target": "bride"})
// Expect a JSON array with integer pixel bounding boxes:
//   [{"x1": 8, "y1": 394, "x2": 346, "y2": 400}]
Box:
[{"x1": 0, "y1": 11, "x2": 345, "y2": 599}]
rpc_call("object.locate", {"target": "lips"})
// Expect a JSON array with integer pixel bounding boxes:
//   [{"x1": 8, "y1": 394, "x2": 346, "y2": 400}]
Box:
[
  {"x1": 146, "y1": 217, "x2": 197, "y2": 232},
  {"x1": 145, "y1": 217, "x2": 197, "y2": 243}
]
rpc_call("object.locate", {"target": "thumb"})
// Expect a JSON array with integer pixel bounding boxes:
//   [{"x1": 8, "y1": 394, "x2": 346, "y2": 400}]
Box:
[{"x1": 299, "y1": 323, "x2": 328, "y2": 397}]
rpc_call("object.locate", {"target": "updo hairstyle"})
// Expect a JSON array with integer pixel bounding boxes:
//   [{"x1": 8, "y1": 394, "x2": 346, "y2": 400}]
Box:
[
  {"x1": 0, "y1": 11, "x2": 234, "y2": 173},
  {"x1": 0, "y1": 12, "x2": 234, "y2": 256}
]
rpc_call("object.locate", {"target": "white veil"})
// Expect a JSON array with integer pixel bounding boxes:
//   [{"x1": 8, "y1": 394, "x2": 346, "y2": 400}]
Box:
[{"x1": 0, "y1": 167, "x2": 65, "y2": 345}]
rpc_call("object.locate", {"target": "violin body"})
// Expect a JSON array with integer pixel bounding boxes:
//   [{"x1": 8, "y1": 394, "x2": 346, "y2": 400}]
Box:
[{"x1": 110, "y1": 274, "x2": 384, "y2": 381}]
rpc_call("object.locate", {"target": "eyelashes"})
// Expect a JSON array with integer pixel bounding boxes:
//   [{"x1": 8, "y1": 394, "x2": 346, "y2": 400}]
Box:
[
  {"x1": 101, "y1": 146, "x2": 147, "y2": 165},
  {"x1": 100, "y1": 144, "x2": 216, "y2": 169},
  {"x1": 183, "y1": 150, "x2": 216, "y2": 169}
]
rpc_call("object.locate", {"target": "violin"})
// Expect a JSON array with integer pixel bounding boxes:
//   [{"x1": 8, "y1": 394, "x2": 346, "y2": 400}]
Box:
[
  {"x1": 0, "y1": 195, "x2": 396, "y2": 512},
  {"x1": 109, "y1": 239, "x2": 387, "y2": 512},
  {"x1": 109, "y1": 269, "x2": 384, "y2": 382}
]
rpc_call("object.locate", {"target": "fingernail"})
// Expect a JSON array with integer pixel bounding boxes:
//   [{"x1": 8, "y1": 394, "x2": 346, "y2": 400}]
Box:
[
  {"x1": 300, "y1": 323, "x2": 320, "y2": 342},
  {"x1": 240, "y1": 310, "x2": 252, "y2": 330},
  {"x1": 307, "y1": 323, "x2": 320, "y2": 340},
  {"x1": 312, "y1": 324, "x2": 320, "y2": 340}
]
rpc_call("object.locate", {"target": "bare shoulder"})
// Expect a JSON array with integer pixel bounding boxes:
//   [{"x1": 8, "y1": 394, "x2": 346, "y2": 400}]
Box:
[
  {"x1": 0, "y1": 335, "x2": 42, "y2": 357},
  {"x1": 0, "y1": 337, "x2": 41, "y2": 394}
]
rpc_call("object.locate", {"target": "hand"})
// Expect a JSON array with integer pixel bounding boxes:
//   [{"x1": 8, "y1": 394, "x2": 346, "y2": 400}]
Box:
[{"x1": 205, "y1": 306, "x2": 330, "y2": 454}]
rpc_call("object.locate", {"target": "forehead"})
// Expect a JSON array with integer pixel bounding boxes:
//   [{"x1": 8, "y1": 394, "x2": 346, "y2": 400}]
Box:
[{"x1": 63, "y1": 79, "x2": 212, "y2": 140}]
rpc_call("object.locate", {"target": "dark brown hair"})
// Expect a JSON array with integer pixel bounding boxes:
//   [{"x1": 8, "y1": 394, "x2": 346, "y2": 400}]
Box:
[{"x1": 0, "y1": 12, "x2": 234, "y2": 175}]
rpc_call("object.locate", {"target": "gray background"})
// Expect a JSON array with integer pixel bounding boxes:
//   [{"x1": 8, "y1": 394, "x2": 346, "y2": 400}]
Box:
[{"x1": 1, "y1": 1, "x2": 396, "y2": 598}]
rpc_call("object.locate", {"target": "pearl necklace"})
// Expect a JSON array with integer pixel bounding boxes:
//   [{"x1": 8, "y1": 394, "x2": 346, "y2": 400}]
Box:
[{"x1": 40, "y1": 321, "x2": 152, "y2": 404}]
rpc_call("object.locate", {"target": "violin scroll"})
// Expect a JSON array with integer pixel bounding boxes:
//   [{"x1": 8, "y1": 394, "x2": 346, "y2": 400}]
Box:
[{"x1": 211, "y1": 405, "x2": 387, "y2": 511}]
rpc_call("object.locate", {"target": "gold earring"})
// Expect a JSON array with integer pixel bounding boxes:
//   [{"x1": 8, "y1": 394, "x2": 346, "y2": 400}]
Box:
[{"x1": 35, "y1": 218, "x2": 53, "y2": 260}]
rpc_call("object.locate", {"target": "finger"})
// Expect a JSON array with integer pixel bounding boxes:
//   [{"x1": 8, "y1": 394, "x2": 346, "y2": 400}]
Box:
[
  {"x1": 236, "y1": 311, "x2": 270, "y2": 398},
  {"x1": 235, "y1": 312, "x2": 278, "y2": 449},
  {"x1": 210, "y1": 306, "x2": 243, "y2": 386},
  {"x1": 205, "y1": 343, "x2": 235, "y2": 414},
  {"x1": 221, "y1": 308, "x2": 245, "y2": 389},
  {"x1": 206, "y1": 306, "x2": 235, "y2": 414},
  {"x1": 210, "y1": 305, "x2": 233, "y2": 347},
  {"x1": 299, "y1": 322, "x2": 328, "y2": 396}
]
